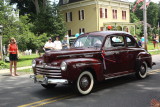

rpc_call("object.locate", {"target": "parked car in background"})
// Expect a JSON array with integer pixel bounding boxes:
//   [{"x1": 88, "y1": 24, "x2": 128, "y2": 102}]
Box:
[{"x1": 31, "y1": 31, "x2": 155, "y2": 95}]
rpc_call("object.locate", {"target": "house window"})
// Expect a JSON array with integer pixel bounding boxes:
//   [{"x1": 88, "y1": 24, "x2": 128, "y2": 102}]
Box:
[
  {"x1": 68, "y1": 30, "x2": 72, "y2": 36},
  {"x1": 66, "y1": 12, "x2": 72, "y2": 22},
  {"x1": 112, "y1": 9, "x2": 117, "y2": 19},
  {"x1": 100, "y1": 8, "x2": 107, "y2": 18},
  {"x1": 79, "y1": 10, "x2": 85, "y2": 20},
  {"x1": 122, "y1": 11, "x2": 126, "y2": 20},
  {"x1": 79, "y1": 28, "x2": 85, "y2": 34}
]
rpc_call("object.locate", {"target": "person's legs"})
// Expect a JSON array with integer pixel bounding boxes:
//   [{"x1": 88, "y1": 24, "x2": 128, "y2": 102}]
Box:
[
  {"x1": 10, "y1": 61, "x2": 13, "y2": 76},
  {"x1": 153, "y1": 41, "x2": 156, "y2": 49},
  {"x1": 13, "y1": 61, "x2": 18, "y2": 76}
]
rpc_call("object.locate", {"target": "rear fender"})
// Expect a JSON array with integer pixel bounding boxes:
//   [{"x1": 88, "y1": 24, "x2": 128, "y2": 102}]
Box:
[{"x1": 136, "y1": 52, "x2": 152, "y2": 69}]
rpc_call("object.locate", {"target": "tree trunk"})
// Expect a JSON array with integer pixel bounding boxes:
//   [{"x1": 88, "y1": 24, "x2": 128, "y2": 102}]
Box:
[
  {"x1": 32, "y1": 0, "x2": 40, "y2": 15},
  {"x1": 43, "y1": 0, "x2": 46, "y2": 13}
]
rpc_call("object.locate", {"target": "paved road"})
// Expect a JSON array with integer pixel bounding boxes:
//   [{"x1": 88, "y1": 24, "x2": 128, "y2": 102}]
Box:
[{"x1": 0, "y1": 55, "x2": 160, "y2": 107}]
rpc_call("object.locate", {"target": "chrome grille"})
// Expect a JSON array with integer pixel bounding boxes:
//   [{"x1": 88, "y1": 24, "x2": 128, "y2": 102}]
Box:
[{"x1": 35, "y1": 66, "x2": 62, "y2": 78}]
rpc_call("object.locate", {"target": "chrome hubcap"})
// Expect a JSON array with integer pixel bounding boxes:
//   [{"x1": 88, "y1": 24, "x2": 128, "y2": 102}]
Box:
[{"x1": 81, "y1": 77, "x2": 89, "y2": 88}]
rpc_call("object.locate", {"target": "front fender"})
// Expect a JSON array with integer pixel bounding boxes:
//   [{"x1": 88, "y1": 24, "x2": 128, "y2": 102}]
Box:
[{"x1": 62, "y1": 58, "x2": 104, "y2": 82}]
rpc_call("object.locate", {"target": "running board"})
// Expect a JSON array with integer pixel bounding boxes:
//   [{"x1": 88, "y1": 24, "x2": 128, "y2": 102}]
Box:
[{"x1": 104, "y1": 73, "x2": 135, "y2": 80}]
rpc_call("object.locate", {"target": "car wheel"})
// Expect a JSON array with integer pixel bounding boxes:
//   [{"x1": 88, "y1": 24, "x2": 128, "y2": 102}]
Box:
[
  {"x1": 41, "y1": 84, "x2": 57, "y2": 89},
  {"x1": 75, "y1": 71, "x2": 94, "y2": 95},
  {"x1": 136, "y1": 61, "x2": 148, "y2": 79}
]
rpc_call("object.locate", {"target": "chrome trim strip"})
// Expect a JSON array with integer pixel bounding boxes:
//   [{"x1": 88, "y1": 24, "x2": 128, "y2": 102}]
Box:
[
  {"x1": 35, "y1": 74, "x2": 62, "y2": 78},
  {"x1": 57, "y1": 52, "x2": 101, "y2": 58},
  {"x1": 36, "y1": 65, "x2": 60, "y2": 69},
  {"x1": 36, "y1": 68, "x2": 61, "y2": 72},
  {"x1": 36, "y1": 72, "x2": 61, "y2": 75},
  {"x1": 76, "y1": 63, "x2": 101, "y2": 67},
  {"x1": 105, "y1": 73, "x2": 134, "y2": 80}
]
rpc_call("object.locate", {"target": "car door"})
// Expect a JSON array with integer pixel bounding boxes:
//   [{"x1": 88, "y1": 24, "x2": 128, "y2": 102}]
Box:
[
  {"x1": 125, "y1": 35, "x2": 140, "y2": 72},
  {"x1": 102, "y1": 34, "x2": 127, "y2": 75}
]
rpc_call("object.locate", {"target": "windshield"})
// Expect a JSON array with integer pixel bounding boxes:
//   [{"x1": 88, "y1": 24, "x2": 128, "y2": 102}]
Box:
[{"x1": 74, "y1": 35, "x2": 104, "y2": 48}]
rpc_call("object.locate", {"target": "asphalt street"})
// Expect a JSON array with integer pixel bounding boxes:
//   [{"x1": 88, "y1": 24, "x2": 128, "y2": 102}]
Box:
[{"x1": 0, "y1": 54, "x2": 160, "y2": 107}]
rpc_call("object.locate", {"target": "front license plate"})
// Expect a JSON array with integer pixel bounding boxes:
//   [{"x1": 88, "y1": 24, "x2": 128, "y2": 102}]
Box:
[{"x1": 36, "y1": 75, "x2": 44, "y2": 82}]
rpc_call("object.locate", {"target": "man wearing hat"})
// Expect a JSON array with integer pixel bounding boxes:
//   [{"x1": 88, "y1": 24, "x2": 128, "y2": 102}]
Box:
[{"x1": 44, "y1": 37, "x2": 54, "y2": 51}]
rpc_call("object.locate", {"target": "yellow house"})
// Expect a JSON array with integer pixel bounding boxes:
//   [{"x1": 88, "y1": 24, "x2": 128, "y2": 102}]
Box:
[{"x1": 59, "y1": 0, "x2": 135, "y2": 36}]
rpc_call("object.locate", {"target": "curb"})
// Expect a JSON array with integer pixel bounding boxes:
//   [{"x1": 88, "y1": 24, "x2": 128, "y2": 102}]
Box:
[{"x1": 0, "y1": 66, "x2": 32, "y2": 74}]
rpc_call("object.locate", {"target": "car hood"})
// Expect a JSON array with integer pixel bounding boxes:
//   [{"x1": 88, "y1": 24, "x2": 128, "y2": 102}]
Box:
[{"x1": 42, "y1": 48, "x2": 101, "y2": 63}]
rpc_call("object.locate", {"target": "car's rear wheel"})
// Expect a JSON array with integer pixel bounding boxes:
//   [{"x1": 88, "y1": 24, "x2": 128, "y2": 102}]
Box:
[
  {"x1": 41, "y1": 84, "x2": 57, "y2": 89},
  {"x1": 75, "y1": 71, "x2": 94, "y2": 95},
  {"x1": 136, "y1": 61, "x2": 148, "y2": 79}
]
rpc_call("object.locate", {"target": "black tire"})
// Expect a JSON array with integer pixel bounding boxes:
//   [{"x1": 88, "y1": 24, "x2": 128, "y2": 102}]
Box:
[
  {"x1": 136, "y1": 61, "x2": 148, "y2": 79},
  {"x1": 41, "y1": 84, "x2": 57, "y2": 89},
  {"x1": 75, "y1": 71, "x2": 94, "y2": 95}
]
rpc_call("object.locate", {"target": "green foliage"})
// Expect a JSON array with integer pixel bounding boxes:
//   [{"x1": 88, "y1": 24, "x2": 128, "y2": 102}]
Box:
[
  {"x1": 0, "y1": 61, "x2": 8, "y2": 69},
  {"x1": 147, "y1": 2, "x2": 159, "y2": 27},
  {"x1": 1, "y1": 1, "x2": 66, "y2": 52},
  {"x1": 131, "y1": 2, "x2": 159, "y2": 38},
  {"x1": 31, "y1": 3, "x2": 66, "y2": 38}
]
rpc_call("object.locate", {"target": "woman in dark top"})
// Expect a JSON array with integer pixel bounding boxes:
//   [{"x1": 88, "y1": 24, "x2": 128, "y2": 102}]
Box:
[{"x1": 152, "y1": 35, "x2": 157, "y2": 49}]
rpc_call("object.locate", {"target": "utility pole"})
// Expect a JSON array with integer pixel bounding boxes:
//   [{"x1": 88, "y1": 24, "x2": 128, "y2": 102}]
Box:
[
  {"x1": 143, "y1": 0, "x2": 147, "y2": 51},
  {"x1": 0, "y1": 25, "x2": 3, "y2": 60},
  {"x1": 0, "y1": 35, "x2": 2, "y2": 60}
]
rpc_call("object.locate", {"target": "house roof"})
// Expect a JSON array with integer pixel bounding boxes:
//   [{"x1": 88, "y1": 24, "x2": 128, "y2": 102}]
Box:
[
  {"x1": 58, "y1": 0, "x2": 129, "y2": 6},
  {"x1": 58, "y1": 0, "x2": 84, "y2": 6}
]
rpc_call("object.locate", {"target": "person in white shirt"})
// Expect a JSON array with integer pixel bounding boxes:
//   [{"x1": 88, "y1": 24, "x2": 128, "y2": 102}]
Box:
[
  {"x1": 53, "y1": 36, "x2": 62, "y2": 50},
  {"x1": 44, "y1": 38, "x2": 54, "y2": 51}
]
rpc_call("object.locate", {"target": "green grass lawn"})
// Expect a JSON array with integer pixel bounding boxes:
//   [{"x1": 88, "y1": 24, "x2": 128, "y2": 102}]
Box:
[
  {"x1": 17, "y1": 54, "x2": 39, "y2": 67},
  {"x1": 1, "y1": 54, "x2": 39, "y2": 69},
  {"x1": 147, "y1": 42, "x2": 160, "y2": 50}
]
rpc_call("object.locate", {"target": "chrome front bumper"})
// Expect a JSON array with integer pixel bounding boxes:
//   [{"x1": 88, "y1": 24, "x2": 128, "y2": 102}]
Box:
[{"x1": 30, "y1": 75, "x2": 68, "y2": 85}]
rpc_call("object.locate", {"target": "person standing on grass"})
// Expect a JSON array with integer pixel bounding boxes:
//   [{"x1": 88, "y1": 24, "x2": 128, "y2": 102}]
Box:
[
  {"x1": 152, "y1": 34, "x2": 158, "y2": 49},
  {"x1": 7, "y1": 37, "x2": 19, "y2": 76}
]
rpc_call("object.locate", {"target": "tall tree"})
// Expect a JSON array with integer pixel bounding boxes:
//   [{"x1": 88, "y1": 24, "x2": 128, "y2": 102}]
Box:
[{"x1": 147, "y1": 2, "x2": 159, "y2": 27}]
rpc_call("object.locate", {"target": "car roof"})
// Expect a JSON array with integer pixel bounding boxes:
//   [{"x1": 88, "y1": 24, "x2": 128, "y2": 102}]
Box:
[{"x1": 80, "y1": 31, "x2": 131, "y2": 37}]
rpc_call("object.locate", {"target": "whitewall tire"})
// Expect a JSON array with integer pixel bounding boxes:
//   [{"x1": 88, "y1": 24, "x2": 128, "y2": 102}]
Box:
[
  {"x1": 136, "y1": 61, "x2": 148, "y2": 79},
  {"x1": 75, "y1": 71, "x2": 94, "y2": 95}
]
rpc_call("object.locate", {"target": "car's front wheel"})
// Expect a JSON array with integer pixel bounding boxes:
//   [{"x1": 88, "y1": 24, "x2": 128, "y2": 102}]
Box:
[
  {"x1": 41, "y1": 84, "x2": 57, "y2": 89},
  {"x1": 136, "y1": 61, "x2": 148, "y2": 79},
  {"x1": 75, "y1": 71, "x2": 94, "y2": 95}
]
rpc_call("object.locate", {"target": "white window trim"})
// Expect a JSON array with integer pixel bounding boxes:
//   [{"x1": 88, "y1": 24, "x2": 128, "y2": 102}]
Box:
[
  {"x1": 122, "y1": 10, "x2": 126, "y2": 20},
  {"x1": 79, "y1": 28, "x2": 85, "y2": 34},
  {"x1": 79, "y1": 9, "x2": 85, "y2": 20},
  {"x1": 100, "y1": 8, "x2": 107, "y2": 19},
  {"x1": 67, "y1": 12, "x2": 72, "y2": 22},
  {"x1": 112, "y1": 9, "x2": 117, "y2": 19}
]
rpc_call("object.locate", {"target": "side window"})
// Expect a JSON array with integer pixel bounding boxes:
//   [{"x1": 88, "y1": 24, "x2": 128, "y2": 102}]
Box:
[
  {"x1": 93, "y1": 37, "x2": 102, "y2": 47},
  {"x1": 110, "y1": 35, "x2": 125, "y2": 47},
  {"x1": 104, "y1": 37, "x2": 112, "y2": 49},
  {"x1": 126, "y1": 36, "x2": 136, "y2": 47}
]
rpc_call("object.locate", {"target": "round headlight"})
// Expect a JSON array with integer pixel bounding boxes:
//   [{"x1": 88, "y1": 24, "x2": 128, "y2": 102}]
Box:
[
  {"x1": 32, "y1": 60, "x2": 36, "y2": 67},
  {"x1": 60, "y1": 62, "x2": 67, "y2": 71}
]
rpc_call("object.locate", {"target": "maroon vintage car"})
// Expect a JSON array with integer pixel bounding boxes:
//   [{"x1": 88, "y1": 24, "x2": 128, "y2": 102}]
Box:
[{"x1": 31, "y1": 31, "x2": 154, "y2": 95}]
